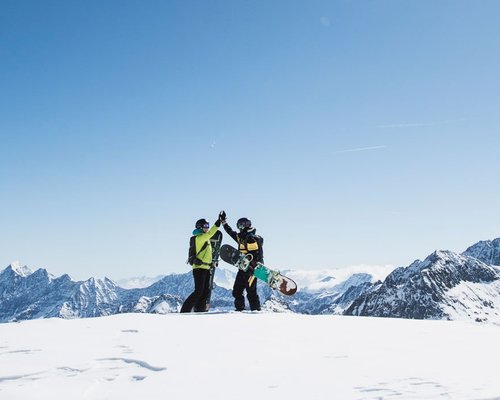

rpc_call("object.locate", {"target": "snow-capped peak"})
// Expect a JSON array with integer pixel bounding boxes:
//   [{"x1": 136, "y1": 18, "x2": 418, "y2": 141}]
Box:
[
  {"x1": 463, "y1": 237, "x2": 500, "y2": 266},
  {"x1": 8, "y1": 262, "x2": 33, "y2": 277}
]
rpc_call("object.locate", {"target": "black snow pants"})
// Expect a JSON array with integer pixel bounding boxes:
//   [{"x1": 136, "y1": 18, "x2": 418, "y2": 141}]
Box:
[
  {"x1": 180, "y1": 268, "x2": 210, "y2": 313},
  {"x1": 233, "y1": 270, "x2": 261, "y2": 311}
]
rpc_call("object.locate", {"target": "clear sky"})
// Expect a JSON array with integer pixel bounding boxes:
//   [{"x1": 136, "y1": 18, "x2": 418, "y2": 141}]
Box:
[{"x1": 1, "y1": 0, "x2": 499, "y2": 281}]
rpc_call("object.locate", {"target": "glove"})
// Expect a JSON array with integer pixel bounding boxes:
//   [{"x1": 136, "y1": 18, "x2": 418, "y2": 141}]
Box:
[{"x1": 219, "y1": 210, "x2": 227, "y2": 224}]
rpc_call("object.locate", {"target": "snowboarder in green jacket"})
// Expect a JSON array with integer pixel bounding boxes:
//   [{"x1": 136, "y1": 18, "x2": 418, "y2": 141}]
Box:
[{"x1": 180, "y1": 211, "x2": 225, "y2": 313}]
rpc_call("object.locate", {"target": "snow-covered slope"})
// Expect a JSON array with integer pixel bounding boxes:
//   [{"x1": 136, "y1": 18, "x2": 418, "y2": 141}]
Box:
[
  {"x1": 346, "y1": 250, "x2": 500, "y2": 322},
  {"x1": 1, "y1": 313, "x2": 499, "y2": 400}
]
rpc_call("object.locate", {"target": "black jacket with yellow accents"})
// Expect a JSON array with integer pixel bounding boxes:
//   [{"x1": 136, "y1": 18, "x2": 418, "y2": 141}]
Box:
[{"x1": 223, "y1": 223, "x2": 264, "y2": 265}]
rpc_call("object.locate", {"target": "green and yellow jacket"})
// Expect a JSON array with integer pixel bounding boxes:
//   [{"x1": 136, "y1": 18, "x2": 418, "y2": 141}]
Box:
[{"x1": 192, "y1": 222, "x2": 220, "y2": 270}]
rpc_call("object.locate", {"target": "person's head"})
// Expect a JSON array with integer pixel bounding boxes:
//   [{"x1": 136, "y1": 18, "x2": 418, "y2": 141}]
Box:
[
  {"x1": 237, "y1": 217, "x2": 252, "y2": 231},
  {"x1": 195, "y1": 218, "x2": 210, "y2": 232}
]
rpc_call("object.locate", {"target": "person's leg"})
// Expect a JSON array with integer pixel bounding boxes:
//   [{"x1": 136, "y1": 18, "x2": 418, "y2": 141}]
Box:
[
  {"x1": 246, "y1": 273, "x2": 261, "y2": 311},
  {"x1": 180, "y1": 269, "x2": 206, "y2": 313},
  {"x1": 232, "y1": 271, "x2": 246, "y2": 311},
  {"x1": 194, "y1": 269, "x2": 211, "y2": 312}
]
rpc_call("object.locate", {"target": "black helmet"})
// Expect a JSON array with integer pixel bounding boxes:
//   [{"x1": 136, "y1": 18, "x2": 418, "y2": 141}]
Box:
[
  {"x1": 237, "y1": 217, "x2": 252, "y2": 230},
  {"x1": 195, "y1": 218, "x2": 209, "y2": 229}
]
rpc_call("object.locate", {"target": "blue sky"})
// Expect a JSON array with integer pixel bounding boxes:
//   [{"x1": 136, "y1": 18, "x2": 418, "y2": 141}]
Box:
[{"x1": 1, "y1": 0, "x2": 499, "y2": 280}]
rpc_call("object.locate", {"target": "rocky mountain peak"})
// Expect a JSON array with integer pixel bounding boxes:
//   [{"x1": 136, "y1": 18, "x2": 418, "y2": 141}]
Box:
[
  {"x1": 463, "y1": 238, "x2": 500, "y2": 266},
  {"x1": 2, "y1": 237, "x2": 500, "y2": 323},
  {"x1": 6, "y1": 262, "x2": 33, "y2": 277}
]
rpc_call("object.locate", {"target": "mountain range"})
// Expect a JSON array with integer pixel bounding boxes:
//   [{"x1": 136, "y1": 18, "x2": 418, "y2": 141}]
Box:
[{"x1": 1, "y1": 238, "x2": 499, "y2": 324}]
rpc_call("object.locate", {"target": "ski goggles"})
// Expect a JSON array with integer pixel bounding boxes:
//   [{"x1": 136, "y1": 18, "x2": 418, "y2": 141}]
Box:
[
  {"x1": 237, "y1": 221, "x2": 251, "y2": 230},
  {"x1": 202, "y1": 223, "x2": 209, "y2": 229}
]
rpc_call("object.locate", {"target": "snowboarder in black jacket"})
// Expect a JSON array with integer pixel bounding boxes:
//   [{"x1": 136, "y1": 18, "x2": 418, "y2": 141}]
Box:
[{"x1": 222, "y1": 216, "x2": 262, "y2": 311}]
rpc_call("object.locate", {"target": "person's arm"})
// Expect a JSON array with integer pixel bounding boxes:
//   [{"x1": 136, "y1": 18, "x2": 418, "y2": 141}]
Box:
[{"x1": 222, "y1": 222, "x2": 238, "y2": 242}]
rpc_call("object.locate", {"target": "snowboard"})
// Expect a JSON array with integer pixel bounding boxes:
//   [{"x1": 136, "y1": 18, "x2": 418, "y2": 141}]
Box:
[
  {"x1": 205, "y1": 230, "x2": 223, "y2": 311},
  {"x1": 219, "y1": 244, "x2": 297, "y2": 296}
]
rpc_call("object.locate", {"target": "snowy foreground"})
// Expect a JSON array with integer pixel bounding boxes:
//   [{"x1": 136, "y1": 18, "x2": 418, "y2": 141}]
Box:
[{"x1": 1, "y1": 313, "x2": 499, "y2": 400}]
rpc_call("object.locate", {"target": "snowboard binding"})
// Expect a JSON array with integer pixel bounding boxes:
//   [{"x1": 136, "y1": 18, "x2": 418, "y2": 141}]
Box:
[
  {"x1": 236, "y1": 253, "x2": 253, "y2": 272},
  {"x1": 267, "y1": 270, "x2": 282, "y2": 290}
]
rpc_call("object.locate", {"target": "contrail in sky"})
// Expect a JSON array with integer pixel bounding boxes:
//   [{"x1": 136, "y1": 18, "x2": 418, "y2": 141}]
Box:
[
  {"x1": 379, "y1": 123, "x2": 428, "y2": 128},
  {"x1": 378, "y1": 118, "x2": 470, "y2": 129},
  {"x1": 334, "y1": 145, "x2": 386, "y2": 154}
]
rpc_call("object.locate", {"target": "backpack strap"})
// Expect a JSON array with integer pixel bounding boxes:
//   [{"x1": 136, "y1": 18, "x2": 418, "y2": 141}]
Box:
[
  {"x1": 195, "y1": 238, "x2": 211, "y2": 266},
  {"x1": 196, "y1": 240, "x2": 209, "y2": 257},
  {"x1": 187, "y1": 236, "x2": 210, "y2": 265}
]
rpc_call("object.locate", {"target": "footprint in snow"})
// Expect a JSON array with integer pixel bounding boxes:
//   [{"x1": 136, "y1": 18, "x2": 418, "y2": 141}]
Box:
[
  {"x1": 0, "y1": 349, "x2": 42, "y2": 355},
  {"x1": 98, "y1": 358, "x2": 167, "y2": 372},
  {"x1": 0, "y1": 372, "x2": 44, "y2": 383},
  {"x1": 57, "y1": 367, "x2": 87, "y2": 377}
]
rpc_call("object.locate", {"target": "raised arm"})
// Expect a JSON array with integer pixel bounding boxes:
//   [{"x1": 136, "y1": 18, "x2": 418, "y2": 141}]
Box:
[{"x1": 222, "y1": 222, "x2": 238, "y2": 243}]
